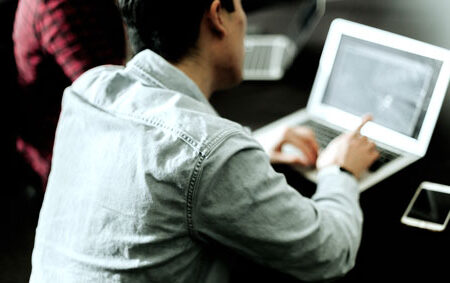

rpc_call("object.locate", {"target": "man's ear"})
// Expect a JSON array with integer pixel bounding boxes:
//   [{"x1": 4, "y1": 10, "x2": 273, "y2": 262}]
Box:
[{"x1": 206, "y1": 0, "x2": 227, "y2": 37}]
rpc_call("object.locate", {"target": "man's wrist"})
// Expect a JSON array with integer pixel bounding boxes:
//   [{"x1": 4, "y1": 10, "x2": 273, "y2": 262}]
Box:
[{"x1": 339, "y1": 166, "x2": 356, "y2": 178}]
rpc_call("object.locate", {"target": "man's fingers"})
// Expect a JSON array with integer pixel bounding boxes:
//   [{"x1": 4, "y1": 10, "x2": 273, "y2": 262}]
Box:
[
  {"x1": 303, "y1": 129, "x2": 319, "y2": 151},
  {"x1": 368, "y1": 149, "x2": 380, "y2": 165},
  {"x1": 281, "y1": 142, "x2": 317, "y2": 166},
  {"x1": 354, "y1": 114, "x2": 373, "y2": 134},
  {"x1": 306, "y1": 134, "x2": 320, "y2": 152},
  {"x1": 297, "y1": 133, "x2": 319, "y2": 156},
  {"x1": 292, "y1": 139, "x2": 318, "y2": 164},
  {"x1": 282, "y1": 127, "x2": 319, "y2": 164},
  {"x1": 290, "y1": 127, "x2": 319, "y2": 151}
]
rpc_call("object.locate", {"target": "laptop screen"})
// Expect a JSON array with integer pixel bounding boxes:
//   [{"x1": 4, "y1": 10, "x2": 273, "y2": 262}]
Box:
[{"x1": 321, "y1": 35, "x2": 443, "y2": 139}]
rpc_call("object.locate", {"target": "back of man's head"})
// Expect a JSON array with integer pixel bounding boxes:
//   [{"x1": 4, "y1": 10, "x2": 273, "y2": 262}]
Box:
[{"x1": 118, "y1": 0, "x2": 235, "y2": 63}]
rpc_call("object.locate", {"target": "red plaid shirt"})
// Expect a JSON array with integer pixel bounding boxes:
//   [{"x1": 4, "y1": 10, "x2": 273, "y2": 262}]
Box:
[{"x1": 13, "y1": 0, "x2": 126, "y2": 189}]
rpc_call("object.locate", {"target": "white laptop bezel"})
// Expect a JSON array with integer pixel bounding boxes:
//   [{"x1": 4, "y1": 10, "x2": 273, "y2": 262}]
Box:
[{"x1": 307, "y1": 18, "x2": 450, "y2": 157}]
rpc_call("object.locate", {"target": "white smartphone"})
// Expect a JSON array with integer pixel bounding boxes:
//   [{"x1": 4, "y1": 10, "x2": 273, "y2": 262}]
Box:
[{"x1": 401, "y1": 182, "x2": 450, "y2": 231}]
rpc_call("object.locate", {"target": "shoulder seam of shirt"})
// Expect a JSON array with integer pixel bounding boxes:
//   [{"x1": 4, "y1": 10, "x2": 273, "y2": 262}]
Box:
[{"x1": 185, "y1": 129, "x2": 245, "y2": 238}]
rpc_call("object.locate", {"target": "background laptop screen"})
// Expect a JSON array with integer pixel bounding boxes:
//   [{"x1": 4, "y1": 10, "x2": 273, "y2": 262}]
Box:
[{"x1": 322, "y1": 35, "x2": 443, "y2": 139}]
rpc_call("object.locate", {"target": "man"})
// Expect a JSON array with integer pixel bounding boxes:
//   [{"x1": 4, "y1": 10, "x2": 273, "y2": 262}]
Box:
[
  {"x1": 30, "y1": 0, "x2": 379, "y2": 282},
  {"x1": 13, "y1": 0, "x2": 127, "y2": 191}
]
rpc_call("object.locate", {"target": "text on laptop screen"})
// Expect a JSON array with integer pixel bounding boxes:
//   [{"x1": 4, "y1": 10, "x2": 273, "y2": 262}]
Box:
[{"x1": 322, "y1": 35, "x2": 443, "y2": 138}]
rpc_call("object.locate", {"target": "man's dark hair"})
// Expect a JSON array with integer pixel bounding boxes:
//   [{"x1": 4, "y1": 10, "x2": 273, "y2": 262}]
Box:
[{"x1": 119, "y1": 0, "x2": 235, "y2": 63}]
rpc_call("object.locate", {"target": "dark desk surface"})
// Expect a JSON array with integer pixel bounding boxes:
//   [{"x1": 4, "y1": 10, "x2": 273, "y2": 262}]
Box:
[{"x1": 211, "y1": 0, "x2": 450, "y2": 281}]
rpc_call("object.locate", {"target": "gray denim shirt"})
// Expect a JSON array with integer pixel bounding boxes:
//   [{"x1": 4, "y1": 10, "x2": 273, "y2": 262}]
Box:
[{"x1": 30, "y1": 50, "x2": 362, "y2": 283}]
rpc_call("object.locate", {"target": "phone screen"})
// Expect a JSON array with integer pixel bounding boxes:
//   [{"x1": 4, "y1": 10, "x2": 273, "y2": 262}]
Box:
[{"x1": 407, "y1": 188, "x2": 450, "y2": 225}]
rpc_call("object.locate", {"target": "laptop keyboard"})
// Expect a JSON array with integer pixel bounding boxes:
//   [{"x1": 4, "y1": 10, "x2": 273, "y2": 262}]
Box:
[
  {"x1": 244, "y1": 45, "x2": 273, "y2": 71},
  {"x1": 301, "y1": 120, "x2": 340, "y2": 149},
  {"x1": 300, "y1": 120, "x2": 400, "y2": 172},
  {"x1": 369, "y1": 148, "x2": 400, "y2": 172}
]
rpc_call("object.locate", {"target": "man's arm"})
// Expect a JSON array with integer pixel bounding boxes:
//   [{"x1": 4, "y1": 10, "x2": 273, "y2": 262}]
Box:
[
  {"x1": 36, "y1": 0, "x2": 126, "y2": 81},
  {"x1": 191, "y1": 133, "x2": 362, "y2": 281}
]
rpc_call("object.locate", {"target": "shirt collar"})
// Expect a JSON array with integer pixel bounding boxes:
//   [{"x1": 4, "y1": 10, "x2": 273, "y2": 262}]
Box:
[{"x1": 127, "y1": 49, "x2": 212, "y2": 108}]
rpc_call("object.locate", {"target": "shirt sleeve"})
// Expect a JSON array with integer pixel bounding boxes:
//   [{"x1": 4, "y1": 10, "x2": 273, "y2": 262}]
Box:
[
  {"x1": 191, "y1": 133, "x2": 363, "y2": 282},
  {"x1": 36, "y1": 0, "x2": 126, "y2": 81}
]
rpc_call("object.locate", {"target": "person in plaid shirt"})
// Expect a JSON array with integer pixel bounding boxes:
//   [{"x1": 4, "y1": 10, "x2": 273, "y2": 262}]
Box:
[{"x1": 13, "y1": 0, "x2": 127, "y2": 191}]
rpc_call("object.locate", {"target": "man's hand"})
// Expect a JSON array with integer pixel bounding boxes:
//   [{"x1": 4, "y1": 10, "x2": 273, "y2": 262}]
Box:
[
  {"x1": 270, "y1": 126, "x2": 319, "y2": 166},
  {"x1": 316, "y1": 115, "x2": 380, "y2": 179}
]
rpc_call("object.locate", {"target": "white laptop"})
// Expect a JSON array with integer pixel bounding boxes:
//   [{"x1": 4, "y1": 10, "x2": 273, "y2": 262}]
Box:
[
  {"x1": 243, "y1": 0, "x2": 326, "y2": 80},
  {"x1": 253, "y1": 18, "x2": 450, "y2": 191}
]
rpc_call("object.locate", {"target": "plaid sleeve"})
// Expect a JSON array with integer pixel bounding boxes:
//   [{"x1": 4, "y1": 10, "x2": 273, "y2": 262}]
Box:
[{"x1": 36, "y1": 0, "x2": 126, "y2": 81}]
